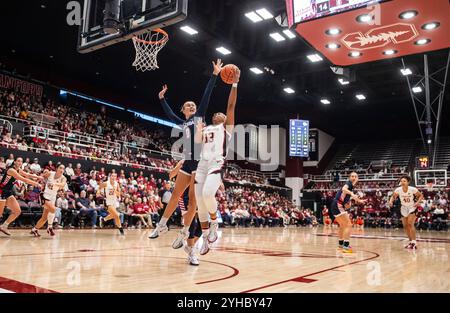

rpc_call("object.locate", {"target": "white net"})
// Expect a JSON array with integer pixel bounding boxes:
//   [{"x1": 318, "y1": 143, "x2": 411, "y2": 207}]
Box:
[{"x1": 132, "y1": 29, "x2": 168, "y2": 72}]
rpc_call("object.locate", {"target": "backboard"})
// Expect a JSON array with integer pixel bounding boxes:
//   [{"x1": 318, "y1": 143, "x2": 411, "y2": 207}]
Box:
[{"x1": 78, "y1": 0, "x2": 188, "y2": 53}]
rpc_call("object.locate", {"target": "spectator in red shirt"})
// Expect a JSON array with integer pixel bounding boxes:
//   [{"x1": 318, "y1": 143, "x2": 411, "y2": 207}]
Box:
[{"x1": 132, "y1": 197, "x2": 150, "y2": 228}]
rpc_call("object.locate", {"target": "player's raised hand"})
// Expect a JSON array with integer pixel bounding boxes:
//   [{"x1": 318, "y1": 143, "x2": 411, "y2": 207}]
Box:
[
  {"x1": 196, "y1": 119, "x2": 205, "y2": 132},
  {"x1": 212, "y1": 59, "x2": 224, "y2": 75},
  {"x1": 158, "y1": 84, "x2": 168, "y2": 99},
  {"x1": 233, "y1": 67, "x2": 241, "y2": 84}
]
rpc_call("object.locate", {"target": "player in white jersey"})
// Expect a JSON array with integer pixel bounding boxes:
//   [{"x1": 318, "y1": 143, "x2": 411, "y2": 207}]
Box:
[
  {"x1": 31, "y1": 164, "x2": 67, "y2": 237},
  {"x1": 389, "y1": 175, "x2": 423, "y2": 250},
  {"x1": 97, "y1": 172, "x2": 124, "y2": 235},
  {"x1": 194, "y1": 67, "x2": 240, "y2": 256}
]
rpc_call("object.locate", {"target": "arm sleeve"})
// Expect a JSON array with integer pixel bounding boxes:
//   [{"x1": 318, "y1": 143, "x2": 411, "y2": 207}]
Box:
[
  {"x1": 160, "y1": 98, "x2": 184, "y2": 124},
  {"x1": 196, "y1": 75, "x2": 218, "y2": 117}
]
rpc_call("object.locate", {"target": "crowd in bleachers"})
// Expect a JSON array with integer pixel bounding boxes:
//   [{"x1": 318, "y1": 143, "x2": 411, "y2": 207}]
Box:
[
  {"x1": 1, "y1": 88, "x2": 282, "y2": 189},
  {"x1": 218, "y1": 186, "x2": 317, "y2": 227},
  {"x1": 0, "y1": 89, "x2": 173, "y2": 152},
  {"x1": 0, "y1": 154, "x2": 298, "y2": 229}
]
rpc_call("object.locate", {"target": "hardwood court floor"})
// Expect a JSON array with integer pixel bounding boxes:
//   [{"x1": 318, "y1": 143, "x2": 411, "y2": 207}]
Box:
[{"x1": 0, "y1": 226, "x2": 448, "y2": 293}]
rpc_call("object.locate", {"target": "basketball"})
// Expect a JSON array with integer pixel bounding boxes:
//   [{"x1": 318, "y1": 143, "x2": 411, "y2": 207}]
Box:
[{"x1": 220, "y1": 64, "x2": 239, "y2": 84}]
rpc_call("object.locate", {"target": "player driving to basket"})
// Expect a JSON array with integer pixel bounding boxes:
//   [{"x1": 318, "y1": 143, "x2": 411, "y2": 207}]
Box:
[
  {"x1": 194, "y1": 67, "x2": 240, "y2": 256},
  {"x1": 149, "y1": 59, "x2": 223, "y2": 250}
]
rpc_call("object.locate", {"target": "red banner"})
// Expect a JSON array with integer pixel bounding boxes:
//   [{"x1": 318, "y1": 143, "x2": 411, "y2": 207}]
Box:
[{"x1": 0, "y1": 73, "x2": 43, "y2": 99}]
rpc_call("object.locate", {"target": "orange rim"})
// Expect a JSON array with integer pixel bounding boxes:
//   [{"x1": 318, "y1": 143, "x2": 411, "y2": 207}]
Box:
[{"x1": 133, "y1": 28, "x2": 169, "y2": 45}]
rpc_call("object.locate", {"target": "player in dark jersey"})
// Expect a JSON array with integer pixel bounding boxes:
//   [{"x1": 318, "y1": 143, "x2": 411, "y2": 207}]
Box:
[
  {"x1": 0, "y1": 157, "x2": 43, "y2": 236},
  {"x1": 149, "y1": 59, "x2": 223, "y2": 250},
  {"x1": 329, "y1": 172, "x2": 366, "y2": 253}
]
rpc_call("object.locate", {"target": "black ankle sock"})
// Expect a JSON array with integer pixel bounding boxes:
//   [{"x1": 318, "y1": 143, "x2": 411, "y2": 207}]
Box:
[
  {"x1": 343, "y1": 240, "x2": 350, "y2": 247},
  {"x1": 339, "y1": 240, "x2": 344, "y2": 246}
]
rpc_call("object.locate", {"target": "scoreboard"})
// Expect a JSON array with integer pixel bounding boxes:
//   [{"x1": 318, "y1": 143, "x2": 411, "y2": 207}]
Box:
[
  {"x1": 416, "y1": 156, "x2": 430, "y2": 169},
  {"x1": 286, "y1": 0, "x2": 381, "y2": 26},
  {"x1": 289, "y1": 119, "x2": 310, "y2": 157}
]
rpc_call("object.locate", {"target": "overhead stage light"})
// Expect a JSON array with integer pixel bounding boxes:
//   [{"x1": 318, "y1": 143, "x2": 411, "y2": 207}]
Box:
[
  {"x1": 399, "y1": 10, "x2": 418, "y2": 20},
  {"x1": 307, "y1": 54, "x2": 323, "y2": 62},
  {"x1": 356, "y1": 14, "x2": 372, "y2": 23},
  {"x1": 180, "y1": 26, "x2": 198, "y2": 35},
  {"x1": 383, "y1": 49, "x2": 397, "y2": 55},
  {"x1": 255, "y1": 8, "x2": 274, "y2": 20},
  {"x1": 422, "y1": 22, "x2": 440, "y2": 30},
  {"x1": 250, "y1": 67, "x2": 263, "y2": 75},
  {"x1": 338, "y1": 78, "x2": 349, "y2": 85},
  {"x1": 401, "y1": 68, "x2": 412, "y2": 76},
  {"x1": 270, "y1": 32, "x2": 285, "y2": 42},
  {"x1": 283, "y1": 29, "x2": 296, "y2": 39},
  {"x1": 245, "y1": 11, "x2": 263, "y2": 23},
  {"x1": 216, "y1": 46, "x2": 231, "y2": 55},
  {"x1": 325, "y1": 28, "x2": 341, "y2": 35},
  {"x1": 415, "y1": 39, "x2": 431, "y2": 45},
  {"x1": 284, "y1": 87, "x2": 295, "y2": 94}
]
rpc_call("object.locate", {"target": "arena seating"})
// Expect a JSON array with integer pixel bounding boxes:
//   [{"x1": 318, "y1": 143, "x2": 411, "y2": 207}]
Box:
[
  {"x1": 1, "y1": 86, "x2": 285, "y2": 190},
  {"x1": 326, "y1": 139, "x2": 418, "y2": 174},
  {"x1": 0, "y1": 148, "x2": 299, "y2": 229}
]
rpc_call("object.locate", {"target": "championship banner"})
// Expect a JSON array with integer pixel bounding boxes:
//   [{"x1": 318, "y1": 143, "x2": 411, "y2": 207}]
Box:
[{"x1": 0, "y1": 72, "x2": 44, "y2": 99}]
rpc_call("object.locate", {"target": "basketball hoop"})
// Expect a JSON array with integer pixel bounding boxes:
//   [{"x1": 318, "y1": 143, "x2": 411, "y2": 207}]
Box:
[
  {"x1": 426, "y1": 182, "x2": 434, "y2": 192},
  {"x1": 132, "y1": 28, "x2": 168, "y2": 72}
]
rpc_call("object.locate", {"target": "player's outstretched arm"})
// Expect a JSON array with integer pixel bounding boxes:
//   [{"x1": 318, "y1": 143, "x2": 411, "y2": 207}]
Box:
[
  {"x1": 20, "y1": 168, "x2": 44, "y2": 181},
  {"x1": 197, "y1": 59, "x2": 222, "y2": 117},
  {"x1": 158, "y1": 84, "x2": 184, "y2": 124},
  {"x1": 8, "y1": 168, "x2": 41, "y2": 188},
  {"x1": 225, "y1": 67, "x2": 240, "y2": 133}
]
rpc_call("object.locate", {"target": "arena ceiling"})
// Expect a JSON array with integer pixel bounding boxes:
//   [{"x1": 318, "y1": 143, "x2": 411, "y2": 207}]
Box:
[{"x1": 1, "y1": 0, "x2": 449, "y2": 141}]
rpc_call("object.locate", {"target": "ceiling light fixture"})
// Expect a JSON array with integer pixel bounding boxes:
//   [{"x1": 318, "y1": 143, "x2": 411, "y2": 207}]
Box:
[
  {"x1": 283, "y1": 29, "x2": 296, "y2": 39},
  {"x1": 325, "y1": 28, "x2": 341, "y2": 35},
  {"x1": 250, "y1": 67, "x2": 264, "y2": 75},
  {"x1": 401, "y1": 68, "x2": 412, "y2": 76},
  {"x1": 256, "y1": 8, "x2": 274, "y2": 20},
  {"x1": 307, "y1": 54, "x2": 323, "y2": 62},
  {"x1": 270, "y1": 32, "x2": 286, "y2": 42},
  {"x1": 399, "y1": 10, "x2": 418, "y2": 19},
  {"x1": 216, "y1": 46, "x2": 231, "y2": 55},
  {"x1": 284, "y1": 87, "x2": 295, "y2": 94},
  {"x1": 180, "y1": 26, "x2": 198, "y2": 35},
  {"x1": 422, "y1": 22, "x2": 440, "y2": 30},
  {"x1": 245, "y1": 11, "x2": 263, "y2": 23}
]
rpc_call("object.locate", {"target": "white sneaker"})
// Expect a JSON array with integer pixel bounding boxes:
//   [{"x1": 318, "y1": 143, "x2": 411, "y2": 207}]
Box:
[
  {"x1": 199, "y1": 236, "x2": 210, "y2": 255},
  {"x1": 188, "y1": 251, "x2": 199, "y2": 266},
  {"x1": 172, "y1": 228, "x2": 189, "y2": 249},
  {"x1": 148, "y1": 223, "x2": 168, "y2": 239},
  {"x1": 208, "y1": 220, "x2": 219, "y2": 243}
]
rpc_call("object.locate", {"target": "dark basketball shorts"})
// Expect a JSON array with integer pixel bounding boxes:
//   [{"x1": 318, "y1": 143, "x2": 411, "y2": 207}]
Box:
[
  {"x1": 330, "y1": 200, "x2": 347, "y2": 218},
  {"x1": 0, "y1": 189, "x2": 14, "y2": 200},
  {"x1": 180, "y1": 160, "x2": 199, "y2": 176},
  {"x1": 188, "y1": 217, "x2": 203, "y2": 239}
]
